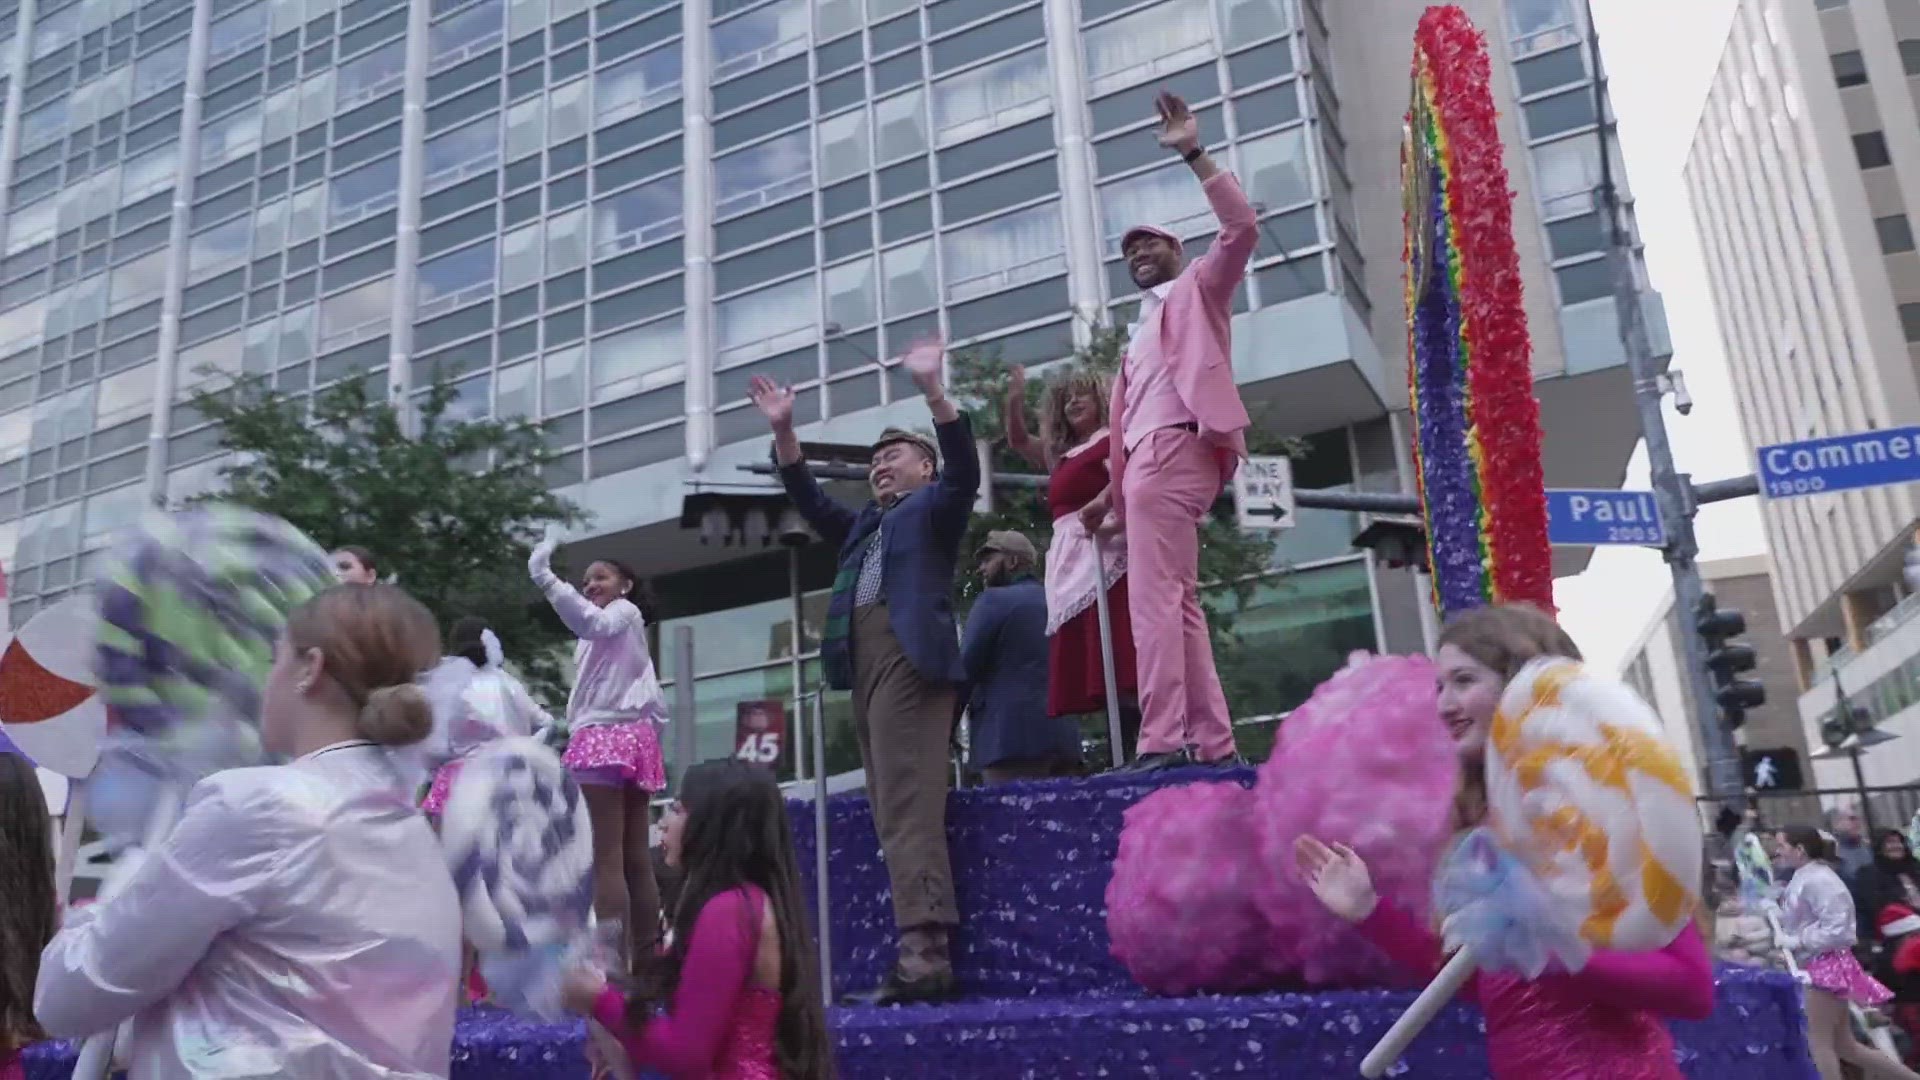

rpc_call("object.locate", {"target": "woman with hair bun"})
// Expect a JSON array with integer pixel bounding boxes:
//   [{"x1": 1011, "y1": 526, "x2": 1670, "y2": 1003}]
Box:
[{"x1": 34, "y1": 584, "x2": 462, "y2": 1079}]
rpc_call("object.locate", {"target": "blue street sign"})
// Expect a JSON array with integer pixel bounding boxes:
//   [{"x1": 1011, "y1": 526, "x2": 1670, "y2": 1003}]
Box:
[
  {"x1": 1756, "y1": 426, "x2": 1920, "y2": 500},
  {"x1": 1546, "y1": 489, "x2": 1666, "y2": 547}
]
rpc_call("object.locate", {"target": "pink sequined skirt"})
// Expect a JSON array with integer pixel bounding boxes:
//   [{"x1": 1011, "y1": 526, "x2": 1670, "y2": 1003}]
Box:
[
  {"x1": 420, "y1": 759, "x2": 466, "y2": 817},
  {"x1": 1805, "y1": 949, "x2": 1893, "y2": 1005},
  {"x1": 562, "y1": 721, "x2": 667, "y2": 791}
]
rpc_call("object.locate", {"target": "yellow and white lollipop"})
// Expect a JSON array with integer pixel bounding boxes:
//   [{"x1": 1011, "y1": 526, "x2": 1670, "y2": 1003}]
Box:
[{"x1": 1362, "y1": 657, "x2": 1700, "y2": 1077}]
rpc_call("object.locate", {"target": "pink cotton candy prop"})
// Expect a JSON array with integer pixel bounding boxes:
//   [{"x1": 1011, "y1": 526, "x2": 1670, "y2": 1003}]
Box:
[
  {"x1": 1106, "y1": 780, "x2": 1282, "y2": 995},
  {"x1": 1253, "y1": 652, "x2": 1460, "y2": 987}
]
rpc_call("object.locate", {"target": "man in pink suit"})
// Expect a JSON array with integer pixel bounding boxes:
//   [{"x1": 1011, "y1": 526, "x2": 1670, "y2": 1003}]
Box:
[{"x1": 1107, "y1": 92, "x2": 1254, "y2": 770}]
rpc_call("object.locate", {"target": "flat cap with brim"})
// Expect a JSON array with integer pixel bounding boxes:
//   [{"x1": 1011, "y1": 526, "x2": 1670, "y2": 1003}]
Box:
[
  {"x1": 1120, "y1": 224, "x2": 1185, "y2": 257},
  {"x1": 978, "y1": 530, "x2": 1037, "y2": 563},
  {"x1": 871, "y1": 427, "x2": 938, "y2": 463}
]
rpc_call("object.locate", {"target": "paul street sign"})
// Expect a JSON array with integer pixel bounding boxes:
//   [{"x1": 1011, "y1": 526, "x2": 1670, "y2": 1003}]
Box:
[
  {"x1": 1756, "y1": 425, "x2": 1920, "y2": 500},
  {"x1": 1546, "y1": 489, "x2": 1665, "y2": 547}
]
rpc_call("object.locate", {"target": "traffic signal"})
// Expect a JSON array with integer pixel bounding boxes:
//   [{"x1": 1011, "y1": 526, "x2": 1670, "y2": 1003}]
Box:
[{"x1": 1696, "y1": 592, "x2": 1766, "y2": 728}]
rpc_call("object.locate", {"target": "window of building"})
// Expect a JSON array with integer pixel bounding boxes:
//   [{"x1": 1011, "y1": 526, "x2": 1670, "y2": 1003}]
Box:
[
  {"x1": 547, "y1": 207, "x2": 590, "y2": 275},
  {"x1": 942, "y1": 201, "x2": 1065, "y2": 303},
  {"x1": 95, "y1": 363, "x2": 157, "y2": 428},
  {"x1": 818, "y1": 109, "x2": 870, "y2": 187},
  {"x1": 824, "y1": 255, "x2": 876, "y2": 332},
  {"x1": 425, "y1": 115, "x2": 501, "y2": 188},
  {"x1": 210, "y1": 3, "x2": 270, "y2": 63},
  {"x1": 875, "y1": 88, "x2": 928, "y2": 162},
  {"x1": 1855, "y1": 130, "x2": 1893, "y2": 170},
  {"x1": 500, "y1": 222, "x2": 542, "y2": 291},
  {"x1": 188, "y1": 217, "x2": 251, "y2": 276},
  {"x1": 1083, "y1": 0, "x2": 1215, "y2": 98},
  {"x1": 1901, "y1": 302, "x2": 1920, "y2": 343},
  {"x1": 594, "y1": 173, "x2": 683, "y2": 257},
  {"x1": 417, "y1": 239, "x2": 497, "y2": 316},
  {"x1": 429, "y1": 0, "x2": 503, "y2": 69},
  {"x1": 931, "y1": 46, "x2": 1050, "y2": 146},
  {"x1": 82, "y1": 482, "x2": 150, "y2": 550},
  {"x1": 332, "y1": 155, "x2": 401, "y2": 225},
  {"x1": 543, "y1": 343, "x2": 585, "y2": 415},
  {"x1": 1831, "y1": 49, "x2": 1868, "y2": 88},
  {"x1": 108, "y1": 250, "x2": 167, "y2": 313},
  {"x1": 1876, "y1": 213, "x2": 1916, "y2": 254},
  {"x1": 881, "y1": 238, "x2": 937, "y2": 315},
  {"x1": 496, "y1": 359, "x2": 537, "y2": 418},
  {"x1": 1506, "y1": 0, "x2": 1577, "y2": 56},
  {"x1": 712, "y1": 0, "x2": 807, "y2": 82},
  {"x1": 1240, "y1": 126, "x2": 1315, "y2": 212},
  {"x1": 717, "y1": 275, "x2": 817, "y2": 364},
  {"x1": 816, "y1": 0, "x2": 860, "y2": 41},
  {"x1": 199, "y1": 103, "x2": 263, "y2": 170},
  {"x1": 1520, "y1": 87, "x2": 1596, "y2": 140},
  {"x1": 1099, "y1": 163, "x2": 1210, "y2": 255},
  {"x1": 121, "y1": 143, "x2": 178, "y2": 205},
  {"x1": 592, "y1": 315, "x2": 684, "y2": 402},
  {"x1": 1554, "y1": 257, "x2": 1611, "y2": 306},
  {"x1": 550, "y1": 77, "x2": 589, "y2": 144},
  {"x1": 1221, "y1": 0, "x2": 1291, "y2": 42},
  {"x1": 134, "y1": 38, "x2": 189, "y2": 99},
  {"x1": 320, "y1": 276, "x2": 394, "y2": 348},
  {"x1": 1814, "y1": 0, "x2": 1849, "y2": 10},
  {"x1": 337, "y1": 39, "x2": 404, "y2": 108},
  {"x1": 1900, "y1": 39, "x2": 1920, "y2": 76},
  {"x1": 714, "y1": 130, "x2": 812, "y2": 219},
  {"x1": 596, "y1": 45, "x2": 682, "y2": 126}
]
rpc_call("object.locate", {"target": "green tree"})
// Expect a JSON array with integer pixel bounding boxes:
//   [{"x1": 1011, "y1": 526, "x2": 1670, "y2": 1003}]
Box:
[
  {"x1": 946, "y1": 322, "x2": 1309, "y2": 762},
  {"x1": 182, "y1": 373, "x2": 588, "y2": 697}
]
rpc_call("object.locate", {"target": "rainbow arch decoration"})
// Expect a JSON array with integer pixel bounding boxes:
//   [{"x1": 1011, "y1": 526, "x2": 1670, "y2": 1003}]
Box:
[{"x1": 1403, "y1": 5, "x2": 1554, "y2": 619}]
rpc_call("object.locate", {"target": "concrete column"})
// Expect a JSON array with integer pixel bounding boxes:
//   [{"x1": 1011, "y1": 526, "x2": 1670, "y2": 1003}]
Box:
[
  {"x1": 1041, "y1": 0, "x2": 1106, "y2": 345},
  {"x1": 384, "y1": 0, "x2": 434, "y2": 427},
  {"x1": 680, "y1": 0, "x2": 714, "y2": 470}
]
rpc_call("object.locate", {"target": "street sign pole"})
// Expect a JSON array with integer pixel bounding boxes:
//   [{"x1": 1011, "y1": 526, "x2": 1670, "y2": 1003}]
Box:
[{"x1": 1589, "y1": 18, "x2": 1742, "y2": 808}]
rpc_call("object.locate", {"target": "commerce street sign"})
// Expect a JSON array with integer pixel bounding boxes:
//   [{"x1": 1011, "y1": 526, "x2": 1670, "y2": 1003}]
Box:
[{"x1": 1756, "y1": 426, "x2": 1920, "y2": 500}]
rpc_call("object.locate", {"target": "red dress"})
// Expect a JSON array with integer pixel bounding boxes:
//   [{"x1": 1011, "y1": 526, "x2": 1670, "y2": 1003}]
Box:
[{"x1": 1047, "y1": 439, "x2": 1139, "y2": 717}]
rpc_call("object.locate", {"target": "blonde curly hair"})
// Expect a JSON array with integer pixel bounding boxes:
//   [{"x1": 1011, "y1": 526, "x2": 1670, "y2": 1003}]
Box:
[{"x1": 1037, "y1": 367, "x2": 1112, "y2": 466}]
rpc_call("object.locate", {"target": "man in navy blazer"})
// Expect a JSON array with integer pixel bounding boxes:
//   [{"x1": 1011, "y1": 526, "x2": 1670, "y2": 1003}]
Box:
[
  {"x1": 750, "y1": 337, "x2": 975, "y2": 1005},
  {"x1": 962, "y1": 531, "x2": 1081, "y2": 785}
]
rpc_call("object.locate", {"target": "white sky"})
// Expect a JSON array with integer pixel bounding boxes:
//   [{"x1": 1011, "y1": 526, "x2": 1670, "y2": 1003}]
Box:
[{"x1": 1550, "y1": 0, "x2": 1763, "y2": 670}]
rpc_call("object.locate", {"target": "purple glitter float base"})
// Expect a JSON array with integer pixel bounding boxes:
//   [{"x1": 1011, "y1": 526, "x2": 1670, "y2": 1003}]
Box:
[
  {"x1": 21, "y1": 772, "x2": 1818, "y2": 1078},
  {"x1": 19, "y1": 971, "x2": 1818, "y2": 1080}
]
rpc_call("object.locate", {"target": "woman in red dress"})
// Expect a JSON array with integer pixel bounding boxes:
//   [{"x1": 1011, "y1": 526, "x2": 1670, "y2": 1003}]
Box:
[{"x1": 1002, "y1": 365, "x2": 1141, "y2": 761}]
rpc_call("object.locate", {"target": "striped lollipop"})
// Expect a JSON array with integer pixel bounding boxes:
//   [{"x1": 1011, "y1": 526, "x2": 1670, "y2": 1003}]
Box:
[
  {"x1": 1403, "y1": 5, "x2": 1553, "y2": 619},
  {"x1": 440, "y1": 736, "x2": 595, "y2": 1019},
  {"x1": 87, "y1": 505, "x2": 336, "y2": 840}
]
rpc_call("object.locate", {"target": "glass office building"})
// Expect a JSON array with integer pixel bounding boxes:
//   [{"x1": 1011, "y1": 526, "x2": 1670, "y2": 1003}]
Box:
[{"x1": 0, "y1": 0, "x2": 1664, "y2": 772}]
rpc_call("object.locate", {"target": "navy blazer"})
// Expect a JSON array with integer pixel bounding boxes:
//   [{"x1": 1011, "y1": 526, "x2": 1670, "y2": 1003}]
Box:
[
  {"x1": 960, "y1": 576, "x2": 1080, "y2": 769},
  {"x1": 775, "y1": 412, "x2": 980, "y2": 689}
]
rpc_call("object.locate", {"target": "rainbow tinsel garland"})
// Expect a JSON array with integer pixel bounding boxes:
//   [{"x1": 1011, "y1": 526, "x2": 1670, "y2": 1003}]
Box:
[{"x1": 1403, "y1": 5, "x2": 1553, "y2": 619}]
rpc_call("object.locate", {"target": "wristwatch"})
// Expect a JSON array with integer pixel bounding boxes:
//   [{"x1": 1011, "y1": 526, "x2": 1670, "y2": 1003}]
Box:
[{"x1": 1181, "y1": 146, "x2": 1204, "y2": 164}]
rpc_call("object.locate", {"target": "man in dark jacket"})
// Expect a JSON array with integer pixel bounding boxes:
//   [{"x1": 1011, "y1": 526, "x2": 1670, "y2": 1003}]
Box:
[
  {"x1": 962, "y1": 531, "x2": 1081, "y2": 784},
  {"x1": 750, "y1": 336, "x2": 974, "y2": 1004}
]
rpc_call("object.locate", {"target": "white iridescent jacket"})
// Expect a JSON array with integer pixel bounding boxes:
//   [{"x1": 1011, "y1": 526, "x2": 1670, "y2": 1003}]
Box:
[
  {"x1": 1778, "y1": 858, "x2": 1859, "y2": 963},
  {"x1": 35, "y1": 742, "x2": 462, "y2": 1079}
]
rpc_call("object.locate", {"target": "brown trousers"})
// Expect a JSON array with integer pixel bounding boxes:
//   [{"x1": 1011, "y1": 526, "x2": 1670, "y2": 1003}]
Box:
[{"x1": 852, "y1": 604, "x2": 958, "y2": 931}]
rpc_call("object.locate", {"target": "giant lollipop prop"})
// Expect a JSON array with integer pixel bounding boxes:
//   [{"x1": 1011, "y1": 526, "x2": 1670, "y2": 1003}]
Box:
[
  {"x1": 1404, "y1": 5, "x2": 1553, "y2": 621},
  {"x1": 439, "y1": 736, "x2": 596, "y2": 1019},
  {"x1": 1360, "y1": 657, "x2": 1701, "y2": 1076},
  {"x1": 0, "y1": 595, "x2": 109, "y2": 904},
  {"x1": 72, "y1": 505, "x2": 336, "y2": 1080}
]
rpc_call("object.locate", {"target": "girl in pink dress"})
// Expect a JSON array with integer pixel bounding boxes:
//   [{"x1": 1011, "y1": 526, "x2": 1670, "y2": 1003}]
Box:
[
  {"x1": 1294, "y1": 604, "x2": 1716, "y2": 1079},
  {"x1": 1772, "y1": 824, "x2": 1920, "y2": 1079},
  {"x1": 1002, "y1": 365, "x2": 1140, "y2": 751},
  {"x1": 529, "y1": 540, "x2": 668, "y2": 978},
  {"x1": 561, "y1": 759, "x2": 833, "y2": 1080},
  {"x1": 0, "y1": 751, "x2": 55, "y2": 1080}
]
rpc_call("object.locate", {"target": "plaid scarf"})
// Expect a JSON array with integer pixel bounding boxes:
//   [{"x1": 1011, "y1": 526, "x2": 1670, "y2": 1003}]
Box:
[{"x1": 819, "y1": 526, "x2": 881, "y2": 690}]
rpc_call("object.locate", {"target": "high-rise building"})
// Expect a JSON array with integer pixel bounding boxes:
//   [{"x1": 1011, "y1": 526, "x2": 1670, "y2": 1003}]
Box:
[
  {"x1": 0, "y1": 0, "x2": 1666, "y2": 768},
  {"x1": 1687, "y1": 0, "x2": 1920, "y2": 785}
]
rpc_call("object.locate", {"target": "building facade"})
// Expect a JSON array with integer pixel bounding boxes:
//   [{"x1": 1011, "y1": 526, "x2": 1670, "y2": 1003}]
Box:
[
  {"x1": 0, "y1": 0, "x2": 1665, "y2": 772},
  {"x1": 1621, "y1": 555, "x2": 1816, "y2": 810},
  {"x1": 1686, "y1": 0, "x2": 1920, "y2": 786}
]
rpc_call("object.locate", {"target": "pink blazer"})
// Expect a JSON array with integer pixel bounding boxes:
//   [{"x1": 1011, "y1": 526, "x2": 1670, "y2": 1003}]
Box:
[{"x1": 1108, "y1": 169, "x2": 1257, "y2": 514}]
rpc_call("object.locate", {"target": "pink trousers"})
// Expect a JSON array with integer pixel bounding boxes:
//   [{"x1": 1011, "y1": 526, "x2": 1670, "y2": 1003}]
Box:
[{"x1": 1121, "y1": 427, "x2": 1236, "y2": 761}]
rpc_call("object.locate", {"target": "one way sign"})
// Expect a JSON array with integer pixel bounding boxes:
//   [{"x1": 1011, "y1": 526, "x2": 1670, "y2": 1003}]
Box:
[{"x1": 1234, "y1": 455, "x2": 1296, "y2": 531}]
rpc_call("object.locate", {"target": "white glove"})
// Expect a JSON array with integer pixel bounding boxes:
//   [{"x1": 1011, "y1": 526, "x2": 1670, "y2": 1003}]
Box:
[{"x1": 528, "y1": 537, "x2": 558, "y2": 578}]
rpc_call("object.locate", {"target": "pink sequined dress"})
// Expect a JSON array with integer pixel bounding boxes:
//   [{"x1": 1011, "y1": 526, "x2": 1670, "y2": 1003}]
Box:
[
  {"x1": 531, "y1": 555, "x2": 668, "y2": 792},
  {"x1": 590, "y1": 886, "x2": 781, "y2": 1080},
  {"x1": 1780, "y1": 858, "x2": 1894, "y2": 1005},
  {"x1": 1358, "y1": 901, "x2": 1716, "y2": 1079}
]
